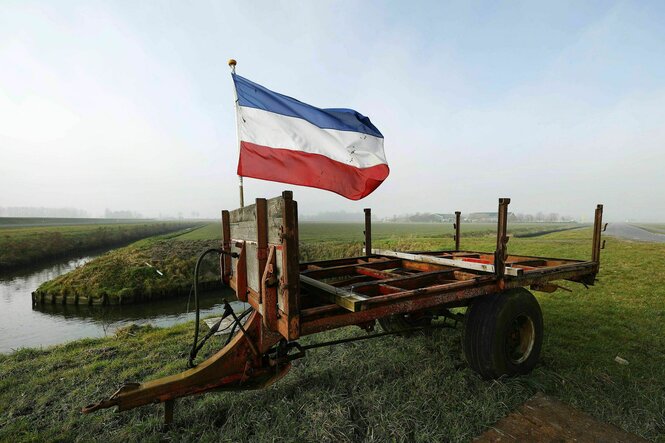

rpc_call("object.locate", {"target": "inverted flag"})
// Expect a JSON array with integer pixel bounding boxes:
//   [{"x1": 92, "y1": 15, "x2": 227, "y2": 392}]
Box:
[{"x1": 232, "y1": 74, "x2": 389, "y2": 200}]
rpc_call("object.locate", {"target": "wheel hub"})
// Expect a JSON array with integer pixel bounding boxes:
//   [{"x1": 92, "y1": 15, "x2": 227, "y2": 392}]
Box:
[{"x1": 506, "y1": 315, "x2": 535, "y2": 364}]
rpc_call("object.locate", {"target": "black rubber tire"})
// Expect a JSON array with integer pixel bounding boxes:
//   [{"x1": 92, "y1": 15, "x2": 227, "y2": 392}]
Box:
[
  {"x1": 378, "y1": 312, "x2": 432, "y2": 335},
  {"x1": 463, "y1": 288, "x2": 543, "y2": 379}
]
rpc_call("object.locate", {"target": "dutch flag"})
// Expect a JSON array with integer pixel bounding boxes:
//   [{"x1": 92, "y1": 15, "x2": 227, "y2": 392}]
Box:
[{"x1": 232, "y1": 74, "x2": 389, "y2": 200}]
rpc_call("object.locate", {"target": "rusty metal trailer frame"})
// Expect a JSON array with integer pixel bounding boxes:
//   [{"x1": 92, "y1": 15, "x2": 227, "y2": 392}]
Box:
[{"x1": 83, "y1": 191, "x2": 604, "y2": 422}]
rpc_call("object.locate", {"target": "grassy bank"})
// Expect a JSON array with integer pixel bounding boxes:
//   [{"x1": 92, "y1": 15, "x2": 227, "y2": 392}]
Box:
[
  {"x1": 32, "y1": 232, "x2": 222, "y2": 305},
  {"x1": 0, "y1": 221, "x2": 200, "y2": 270},
  {"x1": 2, "y1": 229, "x2": 664, "y2": 441}
]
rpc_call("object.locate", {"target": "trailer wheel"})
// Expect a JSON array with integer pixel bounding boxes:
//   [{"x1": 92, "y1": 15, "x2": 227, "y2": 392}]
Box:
[
  {"x1": 463, "y1": 288, "x2": 543, "y2": 379},
  {"x1": 379, "y1": 312, "x2": 432, "y2": 335}
]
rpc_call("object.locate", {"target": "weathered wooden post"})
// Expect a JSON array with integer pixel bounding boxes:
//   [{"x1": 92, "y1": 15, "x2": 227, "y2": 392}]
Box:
[
  {"x1": 495, "y1": 198, "x2": 510, "y2": 279},
  {"x1": 454, "y1": 211, "x2": 461, "y2": 251},
  {"x1": 281, "y1": 190, "x2": 301, "y2": 339},
  {"x1": 591, "y1": 204, "x2": 604, "y2": 267},
  {"x1": 221, "y1": 210, "x2": 231, "y2": 284},
  {"x1": 364, "y1": 208, "x2": 372, "y2": 256},
  {"x1": 256, "y1": 197, "x2": 269, "y2": 289}
]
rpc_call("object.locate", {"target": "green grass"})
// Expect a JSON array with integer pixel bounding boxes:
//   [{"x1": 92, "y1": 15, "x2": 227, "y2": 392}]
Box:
[
  {"x1": 178, "y1": 221, "x2": 580, "y2": 243},
  {"x1": 0, "y1": 222, "x2": 200, "y2": 269},
  {"x1": 177, "y1": 221, "x2": 582, "y2": 262},
  {"x1": 1, "y1": 229, "x2": 664, "y2": 441},
  {"x1": 175, "y1": 222, "x2": 223, "y2": 240},
  {"x1": 33, "y1": 233, "x2": 222, "y2": 305},
  {"x1": 297, "y1": 221, "x2": 582, "y2": 261}
]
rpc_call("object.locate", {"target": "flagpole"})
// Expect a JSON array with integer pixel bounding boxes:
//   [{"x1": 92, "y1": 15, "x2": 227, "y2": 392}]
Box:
[{"x1": 228, "y1": 58, "x2": 244, "y2": 208}]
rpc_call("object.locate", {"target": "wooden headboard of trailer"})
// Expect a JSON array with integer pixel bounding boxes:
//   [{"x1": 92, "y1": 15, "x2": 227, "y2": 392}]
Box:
[{"x1": 222, "y1": 191, "x2": 300, "y2": 340}]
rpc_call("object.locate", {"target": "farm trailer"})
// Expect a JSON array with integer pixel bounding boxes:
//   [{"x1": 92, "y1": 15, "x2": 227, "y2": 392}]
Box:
[{"x1": 84, "y1": 191, "x2": 605, "y2": 423}]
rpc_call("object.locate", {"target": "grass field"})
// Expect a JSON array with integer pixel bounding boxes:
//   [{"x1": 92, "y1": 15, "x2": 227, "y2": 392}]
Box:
[
  {"x1": 634, "y1": 224, "x2": 665, "y2": 235},
  {"x1": 176, "y1": 221, "x2": 581, "y2": 242},
  {"x1": 0, "y1": 221, "x2": 199, "y2": 270},
  {"x1": 177, "y1": 220, "x2": 582, "y2": 258},
  {"x1": 1, "y1": 228, "x2": 664, "y2": 441},
  {"x1": 0, "y1": 217, "x2": 179, "y2": 229}
]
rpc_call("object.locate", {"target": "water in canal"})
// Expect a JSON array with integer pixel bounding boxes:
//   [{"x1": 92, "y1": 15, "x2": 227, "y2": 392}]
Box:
[{"x1": 0, "y1": 252, "x2": 242, "y2": 354}]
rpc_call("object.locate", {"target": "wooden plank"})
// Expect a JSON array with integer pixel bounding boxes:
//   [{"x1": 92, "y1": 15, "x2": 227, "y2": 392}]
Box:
[
  {"x1": 299, "y1": 274, "x2": 368, "y2": 312},
  {"x1": 245, "y1": 242, "x2": 260, "y2": 292},
  {"x1": 371, "y1": 249, "x2": 524, "y2": 277},
  {"x1": 281, "y1": 191, "x2": 301, "y2": 339},
  {"x1": 256, "y1": 198, "x2": 268, "y2": 300},
  {"x1": 475, "y1": 393, "x2": 646, "y2": 442},
  {"x1": 355, "y1": 266, "x2": 399, "y2": 280},
  {"x1": 401, "y1": 260, "x2": 453, "y2": 273},
  {"x1": 229, "y1": 220, "x2": 258, "y2": 242},
  {"x1": 229, "y1": 204, "x2": 256, "y2": 224},
  {"x1": 364, "y1": 208, "x2": 372, "y2": 255},
  {"x1": 229, "y1": 198, "x2": 282, "y2": 241},
  {"x1": 221, "y1": 210, "x2": 231, "y2": 284},
  {"x1": 266, "y1": 196, "x2": 284, "y2": 245}
]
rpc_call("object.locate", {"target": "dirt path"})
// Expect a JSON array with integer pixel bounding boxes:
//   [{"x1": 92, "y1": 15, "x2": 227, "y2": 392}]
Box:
[{"x1": 605, "y1": 223, "x2": 665, "y2": 243}]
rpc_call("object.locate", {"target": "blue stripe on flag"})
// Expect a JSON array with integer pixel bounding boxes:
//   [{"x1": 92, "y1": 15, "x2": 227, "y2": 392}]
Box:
[{"x1": 233, "y1": 74, "x2": 383, "y2": 138}]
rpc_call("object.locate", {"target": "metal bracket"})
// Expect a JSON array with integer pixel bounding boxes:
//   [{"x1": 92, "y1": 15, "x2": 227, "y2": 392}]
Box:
[
  {"x1": 261, "y1": 245, "x2": 279, "y2": 331},
  {"x1": 234, "y1": 241, "x2": 248, "y2": 302}
]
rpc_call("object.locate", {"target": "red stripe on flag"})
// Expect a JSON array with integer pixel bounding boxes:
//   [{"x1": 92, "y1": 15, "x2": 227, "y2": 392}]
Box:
[{"x1": 237, "y1": 142, "x2": 389, "y2": 200}]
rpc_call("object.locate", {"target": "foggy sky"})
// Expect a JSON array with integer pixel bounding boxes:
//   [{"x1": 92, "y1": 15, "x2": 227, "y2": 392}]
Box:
[{"x1": 1, "y1": 1, "x2": 664, "y2": 221}]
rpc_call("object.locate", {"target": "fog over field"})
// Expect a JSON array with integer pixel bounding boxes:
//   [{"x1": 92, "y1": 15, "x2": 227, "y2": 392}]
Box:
[{"x1": 1, "y1": 1, "x2": 664, "y2": 222}]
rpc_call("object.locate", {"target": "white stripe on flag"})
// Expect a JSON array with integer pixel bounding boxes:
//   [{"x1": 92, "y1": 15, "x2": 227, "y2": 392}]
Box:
[{"x1": 237, "y1": 106, "x2": 387, "y2": 169}]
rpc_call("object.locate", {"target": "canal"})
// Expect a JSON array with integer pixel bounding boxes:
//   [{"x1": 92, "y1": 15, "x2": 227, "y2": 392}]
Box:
[{"x1": 0, "y1": 251, "x2": 238, "y2": 353}]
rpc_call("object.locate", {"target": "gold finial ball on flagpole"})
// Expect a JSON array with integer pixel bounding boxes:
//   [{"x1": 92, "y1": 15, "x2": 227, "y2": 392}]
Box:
[{"x1": 228, "y1": 59, "x2": 237, "y2": 68}]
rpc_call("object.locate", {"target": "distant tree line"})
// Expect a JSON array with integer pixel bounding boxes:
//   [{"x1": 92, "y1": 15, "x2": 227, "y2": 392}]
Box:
[
  {"x1": 384, "y1": 212, "x2": 574, "y2": 223},
  {"x1": 104, "y1": 209, "x2": 143, "y2": 219},
  {"x1": 0, "y1": 206, "x2": 90, "y2": 218},
  {"x1": 512, "y1": 212, "x2": 573, "y2": 222}
]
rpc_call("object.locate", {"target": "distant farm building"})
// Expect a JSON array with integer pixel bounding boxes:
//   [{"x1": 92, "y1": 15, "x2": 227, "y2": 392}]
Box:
[{"x1": 466, "y1": 212, "x2": 517, "y2": 223}]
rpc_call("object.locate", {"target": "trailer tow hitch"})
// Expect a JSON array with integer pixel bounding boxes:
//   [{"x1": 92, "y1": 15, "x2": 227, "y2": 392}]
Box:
[
  {"x1": 274, "y1": 320, "x2": 460, "y2": 365},
  {"x1": 81, "y1": 309, "x2": 290, "y2": 425}
]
